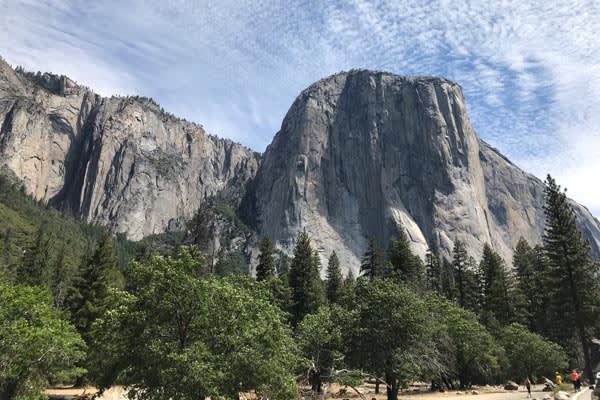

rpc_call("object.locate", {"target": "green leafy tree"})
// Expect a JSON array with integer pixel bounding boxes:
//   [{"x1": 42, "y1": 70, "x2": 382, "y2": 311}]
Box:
[
  {"x1": 497, "y1": 323, "x2": 568, "y2": 381},
  {"x1": 256, "y1": 235, "x2": 275, "y2": 281},
  {"x1": 426, "y1": 294, "x2": 503, "y2": 388},
  {"x1": 0, "y1": 281, "x2": 85, "y2": 400},
  {"x1": 388, "y1": 232, "x2": 425, "y2": 289},
  {"x1": 542, "y1": 175, "x2": 600, "y2": 380},
  {"x1": 359, "y1": 238, "x2": 386, "y2": 279},
  {"x1": 345, "y1": 279, "x2": 433, "y2": 400},
  {"x1": 296, "y1": 305, "x2": 347, "y2": 394},
  {"x1": 90, "y1": 249, "x2": 299, "y2": 400},
  {"x1": 325, "y1": 251, "x2": 343, "y2": 304},
  {"x1": 288, "y1": 230, "x2": 325, "y2": 325}
]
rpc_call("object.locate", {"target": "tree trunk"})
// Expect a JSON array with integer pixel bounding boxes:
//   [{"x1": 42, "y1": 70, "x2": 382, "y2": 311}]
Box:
[
  {"x1": 375, "y1": 381, "x2": 379, "y2": 394},
  {"x1": 385, "y1": 374, "x2": 398, "y2": 400},
  {"x1": 0, "y1": 380, "x2": 19, "y2": 400}
]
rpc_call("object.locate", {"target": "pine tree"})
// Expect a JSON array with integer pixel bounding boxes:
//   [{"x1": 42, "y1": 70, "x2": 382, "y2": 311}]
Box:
[
  {"x1": 50, "y1": 245, "x2": 70, "y2": 310},
  {"x1": 542, "y1": 175, "x2": 600, "y2": 380},
  {"x1": 325, "y1": 251, "x2": 343, "y2": 304},
  {"x1": 256, "y1": 235, "x2": 275, "y2": 281},
  {"x1": 288, "y1": 230, "x2": 325, "y2": 325},
  {"x1": 425, "y1": 247, "x2": 442, "y2": 293},
  {"x1": 512, "y1": 237, "x2": 536, "y2": 327},
  {"x1": 67, "y1": 233, "x2": 118, "y2": 340},
  {"x1": 451, "y1": 240, "x2": 481, "y2": 310},
  {"x1": 440, "y1": 257, "x2": 457, "y2": 301},
  {"x1": 479, "y1": 243, "x2": 514, "y2": 329},
  {"x1": 17, "y1": 224, "x2": 53, "y2": 286},
  {"x1": 388, "y1": 232, "x2": 425, "y2": 288},
  {"x1": 360, "y1": 238, "x2": 385, "y2": 279}
]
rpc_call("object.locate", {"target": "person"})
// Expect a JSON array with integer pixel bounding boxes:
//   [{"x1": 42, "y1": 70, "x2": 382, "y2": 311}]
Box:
[
  {"x1": 571, "y1": 369, "x2": 579, "y2": 392},
  {"x1": 556, "y1": 372, "x2": 563, "y2": 385},
  {"x1": 525, "y1": 376, "x2": 532, "y2": 398}
]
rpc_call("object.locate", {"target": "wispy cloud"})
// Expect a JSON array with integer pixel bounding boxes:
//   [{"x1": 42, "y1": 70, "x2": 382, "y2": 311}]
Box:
[{"x1": 1, "y1": 0, "x2": 599, "y2": 216}]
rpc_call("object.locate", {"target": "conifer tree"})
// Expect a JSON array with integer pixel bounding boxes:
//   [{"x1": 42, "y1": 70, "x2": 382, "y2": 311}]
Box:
[
  {"x1": 512, "y1": 237, "x2": 536, "y2": 327},
  {"x1": 388, "y1": 232, "x2": 424, "y2": 288},
  {"x1": 288, "y1": 230, "x2": 325, "y2": 325},
  {"x1": 256, "y1": 235, "x2": 275, "y2": 281},
  {"x1": 67, "y1": 233, "x2": 118, "y2": 340},
  {"x1": 18, "y1": 225, "x2": 52, "y2": 286},
  {"x1": 50, "y1": 245, "x2": 70, "y2": 310},
  {"x1": 360, "y1": 238, "x2": 385, "y2": 279},
  {"x1": 325, "y1": 251, "x2": 343, "y2": 304},
  {"x1": 451, "y1": 240, "x2": 479, "y2": 311},
  {"x1": 542, "y1": 175, "x2": 600, "y2": 379},
  {"x1": 479, "y1": 243, "x2": 514, "y2": 329},
  {"x1": 425, "y1": 247, "x2": 442, "y2": 293}
]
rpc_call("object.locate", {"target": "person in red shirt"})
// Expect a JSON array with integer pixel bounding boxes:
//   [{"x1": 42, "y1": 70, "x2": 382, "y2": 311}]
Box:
[{"x1": 571, "y1": 370, "x2": 579, "y2": 392}]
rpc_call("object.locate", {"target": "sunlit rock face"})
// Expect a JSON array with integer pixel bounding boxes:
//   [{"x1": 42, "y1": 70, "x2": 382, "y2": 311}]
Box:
[
  {"x1": 0, "y1": 58, "x2": 259, "y2": 240},
  {"x1": 244, "y1": 70, "x2": 600, "y2": 273}
]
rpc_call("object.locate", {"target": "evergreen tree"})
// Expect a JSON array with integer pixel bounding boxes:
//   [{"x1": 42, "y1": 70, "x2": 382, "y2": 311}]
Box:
[
  {"x1": 425, "y1": 247, "x2": 442, "y2": 293},
  {"x1": 388, "y1": 232, "x2": 425, "y2": 288},
  {"x1": 440, "y1": 257, "x2": 457, "y2": 301},
  {"x1": 67, "y1": 233, "x2": 118, "y2": 341},
  {"x1": 214, "y1": 249, "x2": 248, "y2": 277},
  {"x1": 50, "y1": 245, "x2": 70, "y2": 310},
  {"x1": 530, "y1": 245, "x2": 552, "y2": 335},
  {"x1": 542, "y1": 175, "x2": 600, "y2": 380},
  {"x1": 479, "y1": 243, "x2": 514, "y2": 329},
  {"x1": 17, "y1": 225, "x2": 52, "y2": 286},
  {"x1": 288, "y1": 230, "x2": 325, "y2": 325},
  {"x1": 512, "y1": 237, "x2": 536, "y2": 326},
  {"x1": 277, "y1": 253, "x2": 290, "y2": 277},
  {"x1": 256, "y1": 235, "x2": 275, "y2": 281},
  {"x1": 451, "y1": 240, "x2": 479, "y2": 311},
  {"x1": 325, "y1": 251, "x2": 343, "y2": 304},
  {"x1": 359, "y1": 238, "x2": 385, "y2": 279}
]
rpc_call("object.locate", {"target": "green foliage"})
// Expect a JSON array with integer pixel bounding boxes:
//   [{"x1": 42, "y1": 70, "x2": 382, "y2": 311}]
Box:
[
  {"x1": 90, "y1": 249, "x2": 299, "y2": 400},
  {"x1": 288, "y1": 230, "x2": 325, "y2": 325},
  {"x1": 214, "y1": 249, "x2": 248, "y2": 277},
  {"x1": 256, "y1": 235, "x2": 275, "y2": 281},
  {"x1": 325, "y1": 251, "x2": 343, "y2": 304},
  {"x1": 296, "y1": 306, "x2": 347, "y2": 391},
  {"x1": 426, "y1": 294, "x2": 503, "y2": 388},
  {"x1": 344, "y1": 279, "x2": 433, "y2": 399},
  {"x1": 388, "y1": 232, "x2": 425, "y2": 289},
  {"x1": 66, "y1": 233, "x2": 120, "y2": 341},
  {"x1": 542, "y1": 175, "x2": 600, "y2": 379},
  {"x1": 0, "y1": 177, "x2": 134, "y2": 282},
  {"x1": 451, "y1": 240, "x2": 479, "y2": 311},
  {"x1": 479, "y1": 243, "x2": 515, "y2": 329},
  {"x1": 0, "y1": 281, "x2": 86, "y2": 400},
  {"x1": 497, "y1": 323, "x2": 568, "y2": 381},
  {"x1": 359, "y1": 238, "x2": 386, "y2": 279}
]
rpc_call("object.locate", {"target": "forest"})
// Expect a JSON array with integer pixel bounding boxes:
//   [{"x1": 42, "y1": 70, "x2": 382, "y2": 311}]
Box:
[{"x1": 1, "y1": 174, "x2": 599, "y2": 400}]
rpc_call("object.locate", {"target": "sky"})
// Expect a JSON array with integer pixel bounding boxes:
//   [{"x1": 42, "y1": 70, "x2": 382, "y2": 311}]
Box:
[{"x1": 1, "y1": 0, "x2": 599, "y2": 217}]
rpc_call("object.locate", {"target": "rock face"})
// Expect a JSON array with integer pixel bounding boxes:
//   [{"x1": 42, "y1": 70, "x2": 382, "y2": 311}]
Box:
[
  {"x1": 0, "y1": 58, "x2": 259, "y2": 240},
  {"x1": 244, "y1": 70, "x2": 600, "y2": 271},
  {"x1": 2, "y1": 59, "x2": 600, "y2": 273}
]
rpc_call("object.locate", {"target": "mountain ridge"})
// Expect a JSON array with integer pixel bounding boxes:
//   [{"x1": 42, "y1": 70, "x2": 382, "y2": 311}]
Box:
[{"x1": 1, "y1": 57, "x2": 599, "y2": 274}]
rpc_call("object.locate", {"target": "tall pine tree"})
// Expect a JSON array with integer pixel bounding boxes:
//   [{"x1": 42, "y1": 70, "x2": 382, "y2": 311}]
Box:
[
  {"x1": 542, "y1": 175, "x2": 600, "y2": 380},
  {"x1": 67, "y1": 233, "x2": 118, "y2": 341},
  {"x1": 325, "y1": 251, "x2": 342, "y2": 304},
  {"x1": 17, "y1": 225, "x2": 52, "y2": 286},
  {"x1": 256, "y1": 235, "x2": 275, "y2": 281},
  {"x1": 479, "y1": 243, "x2": 514, "y2": 329},
  {"x1": 288, "y1": 230, "x2": 325, "y2": 325},
  {"x1": 388, "y1": 231, "x2": 424, "y2": 288},
  {"x1": 360, "y1": 239, "x2": 386, "y2": 279}
]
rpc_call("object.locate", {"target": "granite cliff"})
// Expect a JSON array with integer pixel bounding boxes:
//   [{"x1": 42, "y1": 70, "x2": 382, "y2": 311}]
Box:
[
  {"x1": 243, "y1": 70, "x2": 600, "y2": 270},
  {"x1": 0, "y1": 58, "x2": 259, "y2": 240},
  {"x1": 1, "y1": 59, "x2": 599, "y2": 273}
]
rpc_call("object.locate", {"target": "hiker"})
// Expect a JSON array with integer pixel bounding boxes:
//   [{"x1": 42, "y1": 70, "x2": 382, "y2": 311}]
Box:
[
  {"x1": 525, "y1": 377, "x2": 532, "y2": 398},
  {"x1": 571, "y1": 369, "x2": 579, "y2": 392},
  {"x1": 556, "y1": 372, "x2": 563, "y2": 385}
]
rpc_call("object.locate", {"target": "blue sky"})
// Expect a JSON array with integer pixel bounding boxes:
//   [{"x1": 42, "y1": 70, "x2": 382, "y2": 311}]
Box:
[{"x1": 1, "y1": 0, "x2": 599, "y2": 217}]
